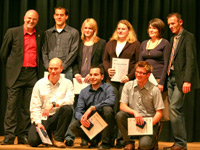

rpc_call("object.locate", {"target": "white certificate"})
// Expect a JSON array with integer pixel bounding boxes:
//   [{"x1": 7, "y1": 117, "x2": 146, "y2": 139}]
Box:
[
  {"x1": 128, "y1": 117, "x2": 153, "y2": 135},
  {"x1": 80, "y1": 112, "x2": 108, "y2": 140},
  {"x1": 148, "y1": 73, "x2": 158, "y2": 85},
  {"x1": 36, "y1": 127, "x2": 52, "y2": 145},
  {"x1": 73, "y1": 78, "x2": 90, "y2": 94},
  {"x1": 111, "y1": 58, "x2": 129, "y2": 82}
]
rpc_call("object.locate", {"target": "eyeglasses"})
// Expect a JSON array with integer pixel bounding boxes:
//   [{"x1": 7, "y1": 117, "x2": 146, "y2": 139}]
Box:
[{"x1": 135, "y1": 71, "x2": 148, "y2": 75}]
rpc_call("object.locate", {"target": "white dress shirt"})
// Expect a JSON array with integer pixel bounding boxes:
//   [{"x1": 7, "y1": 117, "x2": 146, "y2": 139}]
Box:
[{"x1": 30, "y1": 76, "x2": 74, "y2": 124}]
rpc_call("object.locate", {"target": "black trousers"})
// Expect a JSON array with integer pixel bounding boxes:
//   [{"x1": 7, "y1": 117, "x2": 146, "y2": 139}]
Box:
[
  {"x1": 4, "y1": 68, "x2": 37, "y2": 139},
  {"x1": 70, "y1": 106, "x2": 115, "y2": 145},
  {"x1": 28, "y1": 105, "x2": 73, "y2": 147}
]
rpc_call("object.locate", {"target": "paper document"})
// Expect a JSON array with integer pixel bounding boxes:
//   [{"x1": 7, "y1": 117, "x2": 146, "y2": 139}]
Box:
[
  {"x1": 128, "y1": 117, "x2": 153, "y2": 135},
  {"x1": 111, "y1": 58, "x2": 129, "y2": 82},
  {"x1": 148, "y1": 73, "x2": 158, "y2": 85},
  {"x1": 36, "y1": 127, "x2": 52, "y2": 145},
  {"x1": 73, "y1": 78, "x2": 90, "y2": 94},
  {"x1": 81, "y1": 112, "x2": 108, "y2": 140}
]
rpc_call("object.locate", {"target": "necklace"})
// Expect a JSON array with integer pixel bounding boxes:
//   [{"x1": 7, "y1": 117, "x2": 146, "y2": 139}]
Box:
[{"x1": 146, "y1": 39, "x2": 161, "y2": 50}]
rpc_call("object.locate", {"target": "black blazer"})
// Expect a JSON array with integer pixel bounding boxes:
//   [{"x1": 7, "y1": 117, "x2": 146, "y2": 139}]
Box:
[
  {"x1": 170, "y1": 29, "x2": 200, "y2": 90},
  {"x1": 73, "y1": 38, "x2": 106, "y2": 76},
  {"x1": 0, "y1": 26, "x2": 44, "y2": 88}
]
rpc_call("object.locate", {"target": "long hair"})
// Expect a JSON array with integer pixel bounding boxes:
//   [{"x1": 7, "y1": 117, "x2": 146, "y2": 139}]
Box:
[
  {"x1": 81, "y1": 18, "x2": 100, "y2": 43},
  {"x1": 110, "y1": 20, "x2": 137, "y2": 43}
]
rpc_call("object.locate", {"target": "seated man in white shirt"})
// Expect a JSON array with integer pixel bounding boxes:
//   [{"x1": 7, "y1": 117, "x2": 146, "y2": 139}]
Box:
[
  {"x1": 28, "y1": 58, "x2": 74, "y2": 148},
  {"x1": 116, "y1": 61, "x2": 164, "y2": 150}
]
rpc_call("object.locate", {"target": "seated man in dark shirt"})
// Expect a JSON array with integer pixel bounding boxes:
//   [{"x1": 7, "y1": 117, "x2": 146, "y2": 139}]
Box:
[{"x1": 70, "y1": 65, "x2": 115, "y2": 150}]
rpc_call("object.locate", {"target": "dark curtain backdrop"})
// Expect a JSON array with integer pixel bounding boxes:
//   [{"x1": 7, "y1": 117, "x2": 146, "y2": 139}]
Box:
[{"x1": 0, "y1": 0, "x2": 200, "y2": 142}]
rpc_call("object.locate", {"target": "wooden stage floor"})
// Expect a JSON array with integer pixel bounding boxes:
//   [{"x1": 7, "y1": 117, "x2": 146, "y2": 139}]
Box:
[{"x1": 0, "y1": 136, "x2": 200, "y2": 150}]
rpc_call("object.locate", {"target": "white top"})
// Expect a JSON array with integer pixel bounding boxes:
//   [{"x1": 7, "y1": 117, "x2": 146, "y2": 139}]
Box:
[
  {"x1": 30, "y1": 76, "x2": 74, "y2": 124},
  {"x1": 116, "y1": 41, "x2": 126, "y2": 57}
]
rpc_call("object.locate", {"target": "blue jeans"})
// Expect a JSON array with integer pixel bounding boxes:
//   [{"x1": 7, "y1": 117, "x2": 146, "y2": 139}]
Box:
[{"x1": 167, "y1": 74, "x2": 187, "y2": 148}]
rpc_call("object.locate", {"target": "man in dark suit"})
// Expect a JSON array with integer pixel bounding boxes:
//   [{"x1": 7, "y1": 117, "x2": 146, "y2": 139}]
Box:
[
  {"x1": 0, "y1": 9, "x2": 44, "y2": 145},
  {"x1": 164, "y1": 13, "x2": 200, "y2": 150}
]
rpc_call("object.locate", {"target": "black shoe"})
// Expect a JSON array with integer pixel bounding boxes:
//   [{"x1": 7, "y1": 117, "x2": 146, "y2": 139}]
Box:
[
  {"x1": 65, "y1": 139, "x2": 74, "y2": 146},
  {"x1": 115, "y1": 139, "x2": 125, "y2": 148},
  {"x1": 18, "y1": 136, "x2": 28, "y2": 144},
  {"x1": 88, "y1": 143, "x2": 98, "y2": 148},
  {"x1": 0, "y1": 137, "x2": 15, "y2": 145},
  {"x1": 98, "y1": 143, "x2": 111, "y2": 150},
  {"x1": 88, "y1": 140, "x2": 98, "y2": 148},
  {"x1": 80, "y1": 138, "x2": 88, "y2": 146}
]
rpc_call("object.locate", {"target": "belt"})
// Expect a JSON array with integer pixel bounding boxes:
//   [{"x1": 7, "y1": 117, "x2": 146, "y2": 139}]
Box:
[{"x1": 22, "y1": 67, "x2": 37, "y2": 69}]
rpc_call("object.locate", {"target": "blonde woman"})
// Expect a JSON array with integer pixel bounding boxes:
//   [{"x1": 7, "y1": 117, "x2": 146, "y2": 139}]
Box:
[
  {"x1": 103, "y1": 20, "x2": 140, "y2": 148},
  {"x1": 73, "y1": 18, "x2": 106, "y2": 84}
]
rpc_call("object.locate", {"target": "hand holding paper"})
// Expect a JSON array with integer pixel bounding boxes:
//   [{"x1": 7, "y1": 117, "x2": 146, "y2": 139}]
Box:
[{"x1": 108, "y1": 68, "x2": 116, "y2": 78}]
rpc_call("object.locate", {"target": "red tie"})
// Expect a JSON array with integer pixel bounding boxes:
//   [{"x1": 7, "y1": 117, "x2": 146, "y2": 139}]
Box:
[{"x1": 167, "y1": 36, "x2": 177, "y2": 75}]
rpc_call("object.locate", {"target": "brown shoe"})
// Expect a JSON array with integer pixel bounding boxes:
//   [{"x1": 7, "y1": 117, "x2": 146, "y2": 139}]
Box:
[
  {"x1": 163, "y1": 144, "x2": 187, "y2": 150},
  {"x1": 124, "y1": 143, "x2": 135, "y2": 150},
  {"x1": 53, "y1": 140, "x2": 66, "y2": 148}
]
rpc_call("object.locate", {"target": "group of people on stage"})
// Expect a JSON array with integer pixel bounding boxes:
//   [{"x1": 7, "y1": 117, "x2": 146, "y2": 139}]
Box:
[{"x1": 0, "y1": 6, "x2": 199, "y2": 150}]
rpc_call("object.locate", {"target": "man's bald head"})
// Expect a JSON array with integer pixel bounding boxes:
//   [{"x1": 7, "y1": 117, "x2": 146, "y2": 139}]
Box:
[
  {"x1": 49, "y1": 58, "x2": 63, "y2": 68},
  {"x1": 24, "y1": 9, "x2": 39, "y2": 32}
]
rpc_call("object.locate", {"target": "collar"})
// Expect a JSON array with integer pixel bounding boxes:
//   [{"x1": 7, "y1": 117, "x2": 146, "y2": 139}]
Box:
[
  {"x1": 89, "y1": 83, "x2": 104, "y2": 92},
  {"x1": 133, "y1": 80, "x2": 151, "y2": 90},
  {"x1": 175, "y1": 29, "x2": 184, "y2": 39},
  {"x1": 45, "y1": 75, "x2": 62, "y2": 86},
  {"x1": 52, "y1": 24, "x2": 68, "y2": 33}
]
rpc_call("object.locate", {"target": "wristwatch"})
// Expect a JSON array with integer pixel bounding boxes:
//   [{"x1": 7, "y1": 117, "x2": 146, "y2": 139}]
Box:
[
  {"x1": 52, "y1": 102, "x2": 56, "y2": 107},
  {"x1": 90, "y1": 106, "x2": 96, "y2": 111}
]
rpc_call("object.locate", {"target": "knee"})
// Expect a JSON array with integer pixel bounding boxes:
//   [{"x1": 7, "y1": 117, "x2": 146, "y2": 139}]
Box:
[
  {"x1": 139, "y1": 137, "x2": 154, "y2": 150},
  {"x1": 115, "y1": 111, "x2": 125, "y2": 122},
  {"x1": 103, "y1": 106, "x2": 114, "y2": 117},
  {"x1": 139, "y1": 141, "x2": 153, "y2": 150},
  {"x1": 60, "y1": 105, "x2": 73, "y2": 116},
  {"x1": 69, "y1": 120, "x2": 81, "y2": 137}
]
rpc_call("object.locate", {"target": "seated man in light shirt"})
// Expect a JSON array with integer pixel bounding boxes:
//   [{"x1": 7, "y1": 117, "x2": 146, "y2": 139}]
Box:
[
  {"x1": 28, "y1": 58, "x2": 74, "y2": 148},
  {"x1": 116, "y1": 61, "x2": 164, "y2": 150}
]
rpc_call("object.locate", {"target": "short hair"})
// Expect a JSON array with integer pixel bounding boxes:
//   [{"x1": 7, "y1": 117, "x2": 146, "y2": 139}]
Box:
[
  {"x1": 167, "y1": 12, "x2": 182, "y2": 21},
  {"x1": 49, "y1": 57, "x2": 63, "y2": 68},
  {"x1": 148, "y1": 18, "x2": 165, "y2": 38},
  {"x1": 54, "y1": 7, "x2": 69, "y2": 15},
  {"x1": 110, "y1": 20, "x2": 137, "y2": 43},
  {"x1": 135, "y1": 61, "x2": 153, "y2": 73},
  {"x1": 90, "y1": 64, "x2": 104, "y2": 75},
  {"x1": 81, "y1": 18, "x2": 100, "y2": 43}
]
